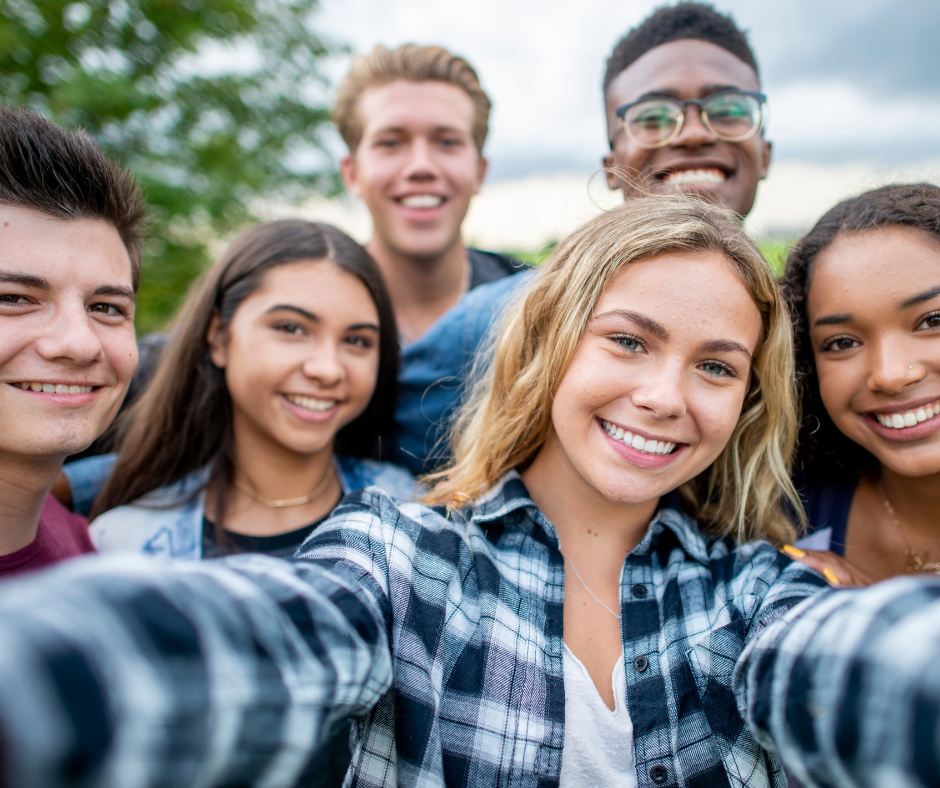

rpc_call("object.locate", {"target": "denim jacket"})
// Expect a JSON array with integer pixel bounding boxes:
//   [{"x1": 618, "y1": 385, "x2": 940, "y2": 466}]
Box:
[{"x1": 89, "y1": 455, "x2": 416, "y2": 560}]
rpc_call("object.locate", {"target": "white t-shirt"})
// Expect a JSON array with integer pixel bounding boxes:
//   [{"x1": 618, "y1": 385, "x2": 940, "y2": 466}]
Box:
[{"x1": 560, "y1": 644, "x2": 637, "y2": 787}]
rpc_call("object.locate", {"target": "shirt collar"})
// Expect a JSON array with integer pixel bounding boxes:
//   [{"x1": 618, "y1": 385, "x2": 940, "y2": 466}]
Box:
[{"x1": 468, "y1": 471, "x2": 713, "y2": 565}]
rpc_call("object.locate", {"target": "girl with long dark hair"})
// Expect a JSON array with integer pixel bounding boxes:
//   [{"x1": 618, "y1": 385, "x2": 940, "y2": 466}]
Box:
[
  {"x1": 90, "y1": 219, "x2": 414, "y2": 560},
  {"x1": 783, "y1": 184, "x2": 940, "y2": 586}
]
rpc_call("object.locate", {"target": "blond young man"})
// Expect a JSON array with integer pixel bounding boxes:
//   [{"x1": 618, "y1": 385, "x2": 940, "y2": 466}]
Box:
[{"x1": 334, "y1": 45, "x2": 522, "y2": 345}]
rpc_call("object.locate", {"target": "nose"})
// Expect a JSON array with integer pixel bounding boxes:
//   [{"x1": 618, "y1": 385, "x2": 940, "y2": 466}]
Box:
[
  {"x1": 630, "y1": 359, "x2": 688, "y2": 420},
  {"x1": 302, "y1": 342, "x2": 345, "y2": 386},
  {"x1": 867, "y1": 337, "x2": 925, "y2": 394},
  {"x1": 402, "y1": 138, "x2": 439, "y2": 181},
  {"x1": 34, "y1": 302, "x2": 105, "y2": 366},
  {"x1": 671, "y1": 103, "x2": 717, "y2": 150}
]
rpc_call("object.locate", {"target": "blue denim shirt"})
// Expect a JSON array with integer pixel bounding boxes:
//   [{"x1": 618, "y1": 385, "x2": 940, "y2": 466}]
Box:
[{"x1": 389, "y1": 270, "x2": 534, "y2": 473}]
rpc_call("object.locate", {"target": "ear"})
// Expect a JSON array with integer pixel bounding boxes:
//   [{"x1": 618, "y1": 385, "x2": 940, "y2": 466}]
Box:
[
  {"x1": 473, "y1": 155, "x2": 488, "y2": 195},
  {"x1": 758, "y1": 138, "x2": 772, "y2": 181},
  {"x1": 603, "y1": 151, "x2": 619, "y2": 191},
  {"x1": 206, "y1": 311, "x2": 229, "y2": 369},
  {"x1": 340, "y1": 154, "x2": 361, "y2": 197}
]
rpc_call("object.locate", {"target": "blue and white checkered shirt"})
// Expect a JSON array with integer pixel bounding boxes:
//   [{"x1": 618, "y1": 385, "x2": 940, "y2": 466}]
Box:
[{"x1": 6, "y1": 472, "x2": 936, "y2": 788}]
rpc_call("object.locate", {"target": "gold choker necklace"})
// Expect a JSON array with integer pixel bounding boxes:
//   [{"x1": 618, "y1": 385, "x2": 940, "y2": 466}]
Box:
[{"x1": 233, "y1": 461, "x2": 336, "y2": 509}]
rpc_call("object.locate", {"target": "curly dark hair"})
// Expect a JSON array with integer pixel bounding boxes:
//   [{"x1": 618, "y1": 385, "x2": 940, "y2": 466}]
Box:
[
  {"x1": 603, "y1": 3, "x2": 759, "y2": 96},
  {"x1": 782, "y1": 183, "x2": 940, "y2": 481}
]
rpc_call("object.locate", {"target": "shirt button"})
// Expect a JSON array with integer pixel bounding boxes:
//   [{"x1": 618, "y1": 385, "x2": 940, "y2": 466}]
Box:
[
  {"x1": 633, "y1": 655, "x2": 648, "y2": 673},
  {"x1": 632, "y1": 584, "x2": 647, "y2": 598},
  {"x1": 650, "y1": 764, "x2": 668, "y2": 784}
]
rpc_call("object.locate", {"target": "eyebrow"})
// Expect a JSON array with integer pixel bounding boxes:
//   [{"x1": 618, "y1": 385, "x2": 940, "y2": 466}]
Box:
[
  {"x1": 0, "y1": 273, "x2": 134, "y2": 300},
  {"x1": 698, "y1": 338, "x2": 752, "y2": 359},
  {"x1": 266, "y1": 304, "x2": 379, "y2": 332},
  {"x1": 900, "y1": 284, "x2": 940, "y2": 309},
  {"x1": 0, "y1": 272, "x2": 50, "y2": 289},
  {"x1": 813, "y1": 313, "x2": 852, "y2": 328},
  {"x1": 593, "y1": 309, "x2": 669, "y2": 341},
  {"x1": 93, "y1": 284, "x2": 135, "y2": 301},
  {"x1": 637, "y1": 84, "x2": 743, "y2": 101}
]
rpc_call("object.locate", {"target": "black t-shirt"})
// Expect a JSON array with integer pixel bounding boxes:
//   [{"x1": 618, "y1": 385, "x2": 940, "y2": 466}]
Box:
[{"x1": 467, "y1": 248, "x2": 527, "y2": 290}]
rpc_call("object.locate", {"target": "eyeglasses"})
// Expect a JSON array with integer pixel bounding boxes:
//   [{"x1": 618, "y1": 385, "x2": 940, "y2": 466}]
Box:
[{"x1": 613, "y1": 90, "x2": 767, "y2": 149}]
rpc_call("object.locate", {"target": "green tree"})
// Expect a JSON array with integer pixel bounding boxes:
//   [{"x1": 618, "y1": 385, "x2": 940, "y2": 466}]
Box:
[{"x1": 0, "y1": 0, "x2": 339, "y2": 332}]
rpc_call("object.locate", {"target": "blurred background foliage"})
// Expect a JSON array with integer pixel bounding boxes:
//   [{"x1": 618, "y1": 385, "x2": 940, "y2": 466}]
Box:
[{"x1": 0, "y1": 0, "x2": 340, "y2": 333}]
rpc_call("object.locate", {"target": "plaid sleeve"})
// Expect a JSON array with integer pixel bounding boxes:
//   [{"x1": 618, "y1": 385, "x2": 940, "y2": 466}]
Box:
[
  {"x1": 736, "y1": 577, "x2": 940, "y2": 788},
  {"x1": 0, "y1": 549, "x2": 393, "y2": 788}
]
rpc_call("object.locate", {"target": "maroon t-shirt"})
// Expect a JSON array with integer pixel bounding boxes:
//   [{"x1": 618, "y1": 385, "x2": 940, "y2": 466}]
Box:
[{"x1": 0, "y1": 495, "x2": 95, "y2": 578}]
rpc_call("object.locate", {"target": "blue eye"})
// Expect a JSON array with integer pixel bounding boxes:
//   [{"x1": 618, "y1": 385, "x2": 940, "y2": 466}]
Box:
[
  {"x1": 615, "y1": 335, "x2": 644, "y2": 352},
  {"x1": 701, "y1": 361, "x2": 734, "y2": 378}
]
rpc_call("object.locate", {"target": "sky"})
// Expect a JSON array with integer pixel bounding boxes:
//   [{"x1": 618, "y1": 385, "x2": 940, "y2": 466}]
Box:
[{"x1": 289, "y1": 0, "x2": 940, "y2": 242}]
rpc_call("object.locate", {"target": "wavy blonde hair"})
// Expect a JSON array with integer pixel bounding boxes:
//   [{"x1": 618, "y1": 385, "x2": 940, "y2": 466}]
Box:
[{"x1": 425, "y1": 195, "x2": 801, "y2": 546}]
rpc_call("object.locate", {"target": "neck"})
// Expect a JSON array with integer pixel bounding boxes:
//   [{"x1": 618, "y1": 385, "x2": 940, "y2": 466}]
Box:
[
  {"x1": 367, "y1": 236, "x2": 469, "y2": 343},
  {"x1": 880, "y1": 466, "x2": 940, "y2": 540},
  {"x1": 521, "y1": 432, "x2": 658, "y2": 566},
  {"x1": 0, "y1": 452, "x2": 62, "y2": 556}
]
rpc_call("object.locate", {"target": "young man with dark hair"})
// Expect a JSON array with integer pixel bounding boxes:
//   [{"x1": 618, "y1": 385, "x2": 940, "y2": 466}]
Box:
[
  {"x1": 0, "y1": 106, "x2": 144, "y2": 576},
  {"x1": 602, "y1": 2, "x2": 771, "y2": 217}
]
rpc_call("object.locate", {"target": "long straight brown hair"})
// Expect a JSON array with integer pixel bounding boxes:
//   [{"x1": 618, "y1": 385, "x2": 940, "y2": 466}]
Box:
[{"x1": 91, "y1": 220, "x2": 398, "y2": 524}]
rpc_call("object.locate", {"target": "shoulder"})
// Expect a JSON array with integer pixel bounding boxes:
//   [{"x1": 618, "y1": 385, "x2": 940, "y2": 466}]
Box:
[
  {"x1": 37, "y1": 495, "x2": 94, "y2": 557},
  {"x1": 89, "y1": 470, "x2": 208, "y2": 559},
  {"x1": 467, "y1": 248, "x2": 529, "y2": 287},
  {"x1": 335, "y1": 455, "x2": 418, "y2": 500}
]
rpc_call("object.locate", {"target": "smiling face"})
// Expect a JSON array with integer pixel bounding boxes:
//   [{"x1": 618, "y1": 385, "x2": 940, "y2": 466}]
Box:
[
  {"x1": 808, "y1": 226, "x2": 940, "y2": 477},
  {"x1": 604, "y1": 39, "x2": 771, "y2": 217},
  {"x1": 340, "y1": 80, "x2": 487, "y2": 262},
  {"x1": 0, "y1": 205, "x2": 138, "y2": 463},
  {"x1": 540, "y1": 251, "x2": 761, "y2": 506},
  {"x1": 208, "y1": 260, "x2": 381, "y2": 460}
]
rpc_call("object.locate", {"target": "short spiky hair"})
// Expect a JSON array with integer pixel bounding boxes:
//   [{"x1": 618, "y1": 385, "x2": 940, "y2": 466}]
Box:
[
  {"x1": 0, "y1": 106, "x2": 148, "y2": 290},
  {"x1": 604, "y1": 2, "x2": 759, "y2": 94}
]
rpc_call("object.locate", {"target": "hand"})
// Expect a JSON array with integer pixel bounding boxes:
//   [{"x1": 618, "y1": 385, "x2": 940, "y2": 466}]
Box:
[{"x1": 781, "y1": 545, "x2": 875, "y2": 588}]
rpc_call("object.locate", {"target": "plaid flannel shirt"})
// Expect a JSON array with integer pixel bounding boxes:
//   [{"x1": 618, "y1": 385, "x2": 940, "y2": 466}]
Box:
[{"x1": 8, "y1": 472, "x2": 935, "y2": 788}]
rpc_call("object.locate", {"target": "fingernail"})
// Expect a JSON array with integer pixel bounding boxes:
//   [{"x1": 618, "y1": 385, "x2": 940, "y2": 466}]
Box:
[
  {"x1": 782, "y1": 544, "x2": 806, "y2": 558},
  {"x1": 823, "y1": 567, "x2": 840, "y2": 586}
]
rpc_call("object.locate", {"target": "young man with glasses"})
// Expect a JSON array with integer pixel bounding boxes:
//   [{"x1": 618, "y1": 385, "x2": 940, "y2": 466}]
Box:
[{"x1": 602, "y1": 2, "x2": 771, "y2": 218}]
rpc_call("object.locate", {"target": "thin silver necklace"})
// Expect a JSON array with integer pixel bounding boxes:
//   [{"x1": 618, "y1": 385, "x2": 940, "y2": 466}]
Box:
[{"x1": 560, "y1": 550, "x2": 621, "y2": 621}]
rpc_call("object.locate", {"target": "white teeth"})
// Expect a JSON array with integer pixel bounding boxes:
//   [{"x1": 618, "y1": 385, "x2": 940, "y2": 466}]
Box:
[
  {"x1": 601, "y1": 420, "x2": 676, "y2": 456},
  {"x1": 663, "y1": 168, "x2": 726, "y2": 186},
  {"x1": 14, "y1": 382, "x2": 93, "y2": 394},
  {"x1": 876, "y1": 401, "x2": 940, "y2": 429},
  {"x1": 400, "y1": 194, "x2": 444, "y2": 208},
  {"x1": 285, "y1": 394, "x2": 336, "y2": 413}
]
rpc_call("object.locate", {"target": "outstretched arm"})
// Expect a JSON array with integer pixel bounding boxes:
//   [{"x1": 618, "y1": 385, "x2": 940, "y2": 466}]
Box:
[
  {"x1": 737, "y1": 577, "x2": 940, "y2": 787},
  {"x1": 0, "y1": 552, "x2": 392, "y2": 788}
]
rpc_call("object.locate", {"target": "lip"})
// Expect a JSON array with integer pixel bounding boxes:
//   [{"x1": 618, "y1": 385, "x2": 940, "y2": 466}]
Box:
[
  {"x1": 279, "y1": 393, "x2": 340, "y2": 423},
  {"x1": 597, "y1": 418, "x2": 686, "y2": 469},
  {"x1": 867, "y1": 394, "x2": 940, "y2": 415},
  {"x1": 6, "y1": 381, "x2": 101, "y2": 407},
  {"x1": 864, "y1": 406, "x2": 940, "y2": 443},
  {"x1": 653, "y1": 158, "x2": 734, "y2": 179},
  {"x1": 393, "y1": 193, "x2": 449, "y2": 218}
]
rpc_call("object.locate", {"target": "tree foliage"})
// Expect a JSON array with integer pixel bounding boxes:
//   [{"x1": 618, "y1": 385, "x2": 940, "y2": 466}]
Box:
[{"x1": 0, "y1": 0, "x2": 339, "y2": 332}]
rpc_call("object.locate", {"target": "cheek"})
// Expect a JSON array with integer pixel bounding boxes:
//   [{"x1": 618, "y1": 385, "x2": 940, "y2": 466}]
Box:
[{"x1": 693, "y1": 388, "x2": 747, "y2": 449}]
